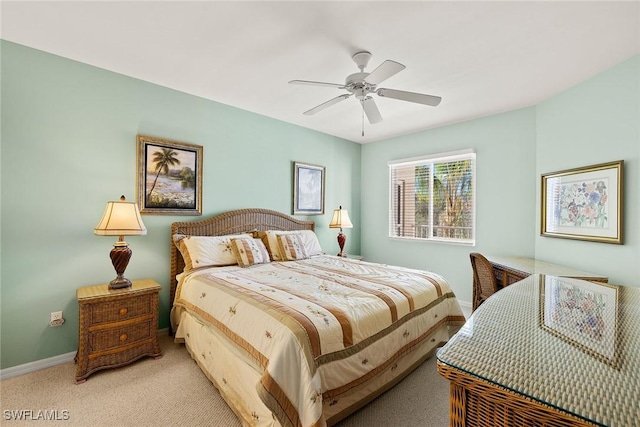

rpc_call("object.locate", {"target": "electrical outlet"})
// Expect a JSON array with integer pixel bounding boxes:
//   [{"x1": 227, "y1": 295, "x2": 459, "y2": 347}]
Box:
[{"x1": 50, "y1": 311, "x2": 65, "y2": 327}]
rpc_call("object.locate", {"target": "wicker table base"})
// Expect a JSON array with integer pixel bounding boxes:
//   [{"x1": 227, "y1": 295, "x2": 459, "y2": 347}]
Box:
[{"x1": 437, "y1": 360, "x2": 596, "y2": 426}]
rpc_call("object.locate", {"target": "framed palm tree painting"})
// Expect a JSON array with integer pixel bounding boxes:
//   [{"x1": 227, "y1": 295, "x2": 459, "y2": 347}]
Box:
[{"x1": 136, "y1": 135, "x2": 203, "y2": 215}]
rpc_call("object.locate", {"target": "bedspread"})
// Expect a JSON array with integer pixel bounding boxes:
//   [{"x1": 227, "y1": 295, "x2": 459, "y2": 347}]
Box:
[{"x1": 173, "y1": 255, "x2": 465, "y2": 427}]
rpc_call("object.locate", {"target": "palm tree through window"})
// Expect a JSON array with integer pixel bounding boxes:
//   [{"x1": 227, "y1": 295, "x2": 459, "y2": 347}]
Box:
[{"x1": 389, "y1": 150, "x2": 475, "y2": 244}]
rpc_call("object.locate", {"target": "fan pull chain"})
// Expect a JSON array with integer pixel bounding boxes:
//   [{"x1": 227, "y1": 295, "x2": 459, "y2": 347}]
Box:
[{"x1": 361, "y1": 99, "x2": 365, "y2": 137}]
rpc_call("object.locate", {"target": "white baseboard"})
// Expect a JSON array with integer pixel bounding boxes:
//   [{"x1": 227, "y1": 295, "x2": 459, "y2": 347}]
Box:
[
  {"x1": 0, "y1": 328, "x2": 169, "y2": 381},
  {"x1": 0, "y1": 351, "x2": 76, "y2": 381}
]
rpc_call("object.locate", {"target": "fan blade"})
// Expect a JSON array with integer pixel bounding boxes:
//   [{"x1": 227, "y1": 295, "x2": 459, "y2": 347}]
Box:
[
  {"x1": 364, "y1": 60, "x2": 406, "y2": 85},
  {"x1": 362, "y1": 96, "x2": 382, "y2": 124},
  {"x1": 289, "y1": 80, "x2": 345, "y2": 89},
  {"x1": 377, "y1": 88, "x2": 442, "y2": 106},
  {"x1": 303, "y1": 94, "x2": 352, "y2": 115}
]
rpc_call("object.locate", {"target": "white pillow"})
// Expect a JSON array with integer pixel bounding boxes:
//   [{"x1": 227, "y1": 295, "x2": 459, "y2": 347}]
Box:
[
  {"x1": 259, "y1": 230, "x2": 322, "y2": 260},
  {"x1": 296, "y1": 230, "x2": 323, "y2": 257},
  {"x1": 174, "y1": 234, "x2": 253, "y2": 270}
]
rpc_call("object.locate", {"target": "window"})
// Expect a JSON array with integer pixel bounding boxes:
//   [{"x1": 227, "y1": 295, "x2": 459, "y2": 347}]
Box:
[{"x1": 389, "y1": 149, "x2": 475, "y2": 244}]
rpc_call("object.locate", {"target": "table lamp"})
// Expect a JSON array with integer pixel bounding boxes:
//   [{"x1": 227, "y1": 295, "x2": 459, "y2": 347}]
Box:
[
  {"x1": 94, "y1": 196, "x2": 147, "y2": 289},
  {"x1": 329, "y1": 205, "x2": 353, "y2": 257}
]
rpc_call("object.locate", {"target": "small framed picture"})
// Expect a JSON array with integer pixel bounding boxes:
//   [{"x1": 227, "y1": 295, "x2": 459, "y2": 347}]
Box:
[
  {"x1": 136, "y1": 135, "x2": 203, "y2": 215},
  {"x1": 293, "y1": 162, "x2": 325, "y2": 215},
  {"x1": 541, "y1": 160, "x2": 623, "y2": 244}
]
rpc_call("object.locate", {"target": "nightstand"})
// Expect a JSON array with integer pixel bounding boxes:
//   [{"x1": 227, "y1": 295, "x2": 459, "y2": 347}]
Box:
[
  {"x1": 75, "y1": 279, "x2": 162, "y2": 383},
  {"x1": 345, "y1": 254, "x2": 363, "y2": 261}
]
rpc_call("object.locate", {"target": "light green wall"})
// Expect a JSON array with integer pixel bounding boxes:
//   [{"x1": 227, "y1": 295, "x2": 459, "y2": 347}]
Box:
[
  {"x1": 535, "y1": 55, "x2": 640, "y2": 286},
  {"x1": 2, "y1": 40, "x2": 638, "y2": 370},
  {"x1": 0, "y1": 41, "x2": 361, "y2": 369},
  {"x1": 361, "y1": 108, "x2": 537, "y2": 303},
  {"x1": 361, "y1": 54, "x2": 640, "y2": 304}
]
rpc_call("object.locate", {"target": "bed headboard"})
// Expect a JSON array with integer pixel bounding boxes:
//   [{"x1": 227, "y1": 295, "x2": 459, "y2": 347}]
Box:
[{"x1": 169, "y1": 208, "x2": 315, "y2": 319}]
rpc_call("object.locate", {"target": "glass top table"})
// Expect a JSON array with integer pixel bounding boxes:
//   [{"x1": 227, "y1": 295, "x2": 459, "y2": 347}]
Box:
[
  {"x1": 485, "y1": 255, "x2": 608, "y2": 282},
  {"x1": 437, "y1": 274, "x2": 640, "y2": 426}
]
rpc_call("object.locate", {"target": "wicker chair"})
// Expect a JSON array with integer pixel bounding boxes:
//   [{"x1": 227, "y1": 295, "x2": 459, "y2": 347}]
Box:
[{"x1": 470, "y1": 252, "x2": 500, "y2": 312}]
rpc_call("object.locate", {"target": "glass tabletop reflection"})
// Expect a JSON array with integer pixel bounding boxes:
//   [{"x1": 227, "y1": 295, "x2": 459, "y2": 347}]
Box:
[{"x1": 437, "y1": 274, "x2": 640, "y2": 426}]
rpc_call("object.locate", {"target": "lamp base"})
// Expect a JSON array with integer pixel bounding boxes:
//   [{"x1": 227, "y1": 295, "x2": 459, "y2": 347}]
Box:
[
  {"x1": 109, "y1": 243, "x2": 133, "y2": 290},
  {"x1": 109, "y1": 277, "x2": 132, "y2": 290},
  {"x1": 336, "y1": 231, "x2": 347, "y2": 258}
]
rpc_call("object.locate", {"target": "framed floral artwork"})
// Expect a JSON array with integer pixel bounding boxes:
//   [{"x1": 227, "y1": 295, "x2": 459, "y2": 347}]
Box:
[
  {"x1": 293, "y1": 161, "x2": 325, "y2": 215},
  {"x1": 136, "y1": 135, "x2": 203, "y2": 215},
  {"x1": 541, "y1": 160, "x2": 623, "y2": 244}
]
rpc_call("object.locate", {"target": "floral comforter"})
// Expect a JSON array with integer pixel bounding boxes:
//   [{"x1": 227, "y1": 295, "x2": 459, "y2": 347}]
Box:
[{"x1": 173, "y1": 255, "x2": 465, "y2": 427}]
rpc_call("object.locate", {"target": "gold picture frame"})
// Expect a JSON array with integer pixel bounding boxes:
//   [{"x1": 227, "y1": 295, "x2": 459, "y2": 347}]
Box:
[
  {"x1": 541, "y1": 160, "x2": 623, "y2": 244},
  {"x1": 136, "y1": 135, "x2": 203, "y2": 215}
]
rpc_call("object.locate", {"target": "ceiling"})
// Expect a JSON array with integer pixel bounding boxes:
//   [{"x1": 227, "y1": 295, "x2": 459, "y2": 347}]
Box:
[{"x1": 2, "y1": 1, "x2": 639, "y2": 144}]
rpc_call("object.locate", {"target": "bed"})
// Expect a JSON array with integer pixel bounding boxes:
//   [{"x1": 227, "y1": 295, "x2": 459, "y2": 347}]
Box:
[{"x1": 169, "y1": 208, "x2": 465, "y2": 427}]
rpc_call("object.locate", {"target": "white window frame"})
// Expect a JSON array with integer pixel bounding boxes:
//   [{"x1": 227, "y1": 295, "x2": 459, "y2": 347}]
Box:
[{"x1": 388, "y1": 149, "x2": 476, "y2": 245}]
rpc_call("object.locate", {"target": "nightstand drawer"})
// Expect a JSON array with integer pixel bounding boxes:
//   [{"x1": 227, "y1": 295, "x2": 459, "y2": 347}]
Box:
[
  {"x1": 89, "y1": 293, "x2": 153, "y2": 324},
  {"x1": 88, "y1": 321, "x2": 153, "y2": 353}
]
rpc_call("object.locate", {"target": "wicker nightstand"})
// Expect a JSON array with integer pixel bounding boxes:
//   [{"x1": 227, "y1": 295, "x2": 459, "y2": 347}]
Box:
[{"x1": 75, "y1": 279, "x2": 162, "y2": 383}]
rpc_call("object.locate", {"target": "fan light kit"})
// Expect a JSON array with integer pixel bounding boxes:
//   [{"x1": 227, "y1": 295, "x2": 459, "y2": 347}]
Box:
[{"x1": 289, "y1": 51, "x2": 441, "y2": 136}]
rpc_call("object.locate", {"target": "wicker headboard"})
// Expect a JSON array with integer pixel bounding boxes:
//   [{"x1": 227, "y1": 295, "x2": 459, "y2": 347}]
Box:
[{"x1": 169, "y1": 208, "x2": 315, "y2": 314}]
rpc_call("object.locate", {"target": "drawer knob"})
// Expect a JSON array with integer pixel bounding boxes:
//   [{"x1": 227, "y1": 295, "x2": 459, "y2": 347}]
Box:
[
  {"x1": 119, "y1": 334, "x2": 128, "y2": 342},
  {"x1": 119, "y1": 307, "x2": 128, "y2": 316}
]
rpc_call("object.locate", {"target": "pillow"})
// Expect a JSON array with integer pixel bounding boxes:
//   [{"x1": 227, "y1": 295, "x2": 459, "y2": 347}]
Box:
[
  {"x1": 172, "y1": 233, "x2": 188, "y2": 245},
  {"x1": 230, "y1": 238, "x2": 271, "y2": 267},
  {"x1": 296, "y1": 230, "x2": 323, "y2": 257},
  {"x1": 258, "y1": 230, "x2": 322, "y2": 261},
  {"x1": 257, "y1": 230, "x2": 290, "y2": 261},
  {"x1": 173, "y1": 234, "x2": 253, "y2": 270},
  {"x1": 276, "y1": 233, "x2": 309, "y2": 261}
]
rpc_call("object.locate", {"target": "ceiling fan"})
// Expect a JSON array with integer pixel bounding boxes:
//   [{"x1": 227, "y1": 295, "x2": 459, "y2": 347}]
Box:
[{"x1": 289, "y1": 51, "x2": 442, "y2": 135}]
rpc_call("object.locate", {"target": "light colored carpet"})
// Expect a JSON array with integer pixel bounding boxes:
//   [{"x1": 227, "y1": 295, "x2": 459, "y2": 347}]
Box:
[{"x1": 0, "y1": 335, "x2": 450, "y2": 426}]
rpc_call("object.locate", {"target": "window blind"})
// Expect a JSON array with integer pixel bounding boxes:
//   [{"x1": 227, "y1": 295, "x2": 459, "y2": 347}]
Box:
[{"x1": 389, "y1": 149, "x2": 476, "y2": 244}]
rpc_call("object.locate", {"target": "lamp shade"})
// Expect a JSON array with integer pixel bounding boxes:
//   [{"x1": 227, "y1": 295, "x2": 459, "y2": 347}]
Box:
[
  {"x1": 94, "y1": 196, "x2": 147, "y2": 236},
  {"x1": 329, "y1": 206, "x2": 353, "y2": 229}
]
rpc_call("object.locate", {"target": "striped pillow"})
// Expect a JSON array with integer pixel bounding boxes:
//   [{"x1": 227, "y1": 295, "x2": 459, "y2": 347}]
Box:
[
  {"x1": 257, "y1": 230, "x2": 322, "y2": 260},
  {"x1": 173, "y1": 234, "x2": 253, "y2": 270},
  {"x1": 276, "y1": 233, "x2": 309, "y2": 261},
  {"x1": 230, "y1": 238, "x2": 271, "y2": 267}
]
